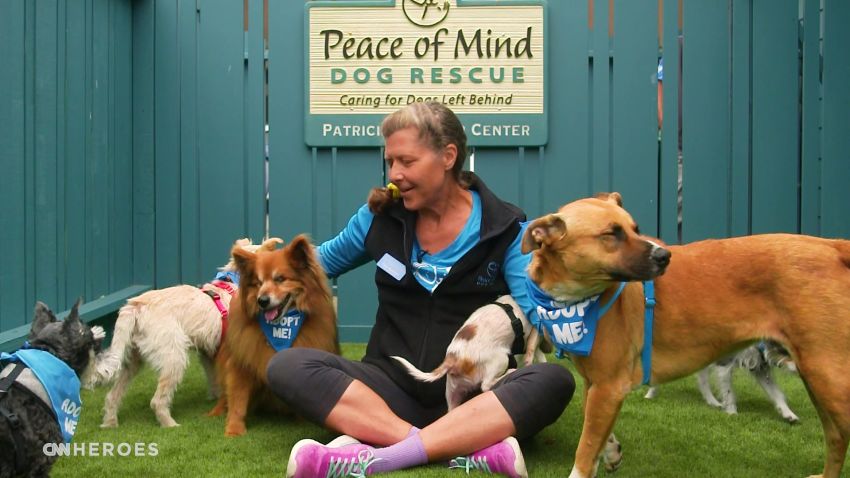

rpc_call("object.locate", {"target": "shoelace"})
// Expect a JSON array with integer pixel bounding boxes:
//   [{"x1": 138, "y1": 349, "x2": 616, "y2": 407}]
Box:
[
  {"x1": 449, "y1": 455, "x2": 492, "y2": 474},
  {"x1": 326, "y1": 449, "x2": 382, "y2": 478}
]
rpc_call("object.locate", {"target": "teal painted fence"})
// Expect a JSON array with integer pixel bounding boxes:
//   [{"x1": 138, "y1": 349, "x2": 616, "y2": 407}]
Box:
[
  {"x1": 0, "y1": 0, "x2": 137, "y2": 347},
  {"x1": 1, "y1": 0, "x2": 849, "y2": 344}
]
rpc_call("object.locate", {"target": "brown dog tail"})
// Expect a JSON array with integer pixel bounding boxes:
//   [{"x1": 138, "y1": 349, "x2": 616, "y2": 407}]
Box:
[{"x1": 391, "y1": 355, "x2": 450, "y2": 383}]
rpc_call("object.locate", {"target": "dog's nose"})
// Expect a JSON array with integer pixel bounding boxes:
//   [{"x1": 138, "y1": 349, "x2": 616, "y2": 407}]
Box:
[
  {"x1": 257, "y1": 296, "x2": 270, "y2": 308},
  {"x1": 650, "y1": 247, "x2": 671, "y2": 267}
]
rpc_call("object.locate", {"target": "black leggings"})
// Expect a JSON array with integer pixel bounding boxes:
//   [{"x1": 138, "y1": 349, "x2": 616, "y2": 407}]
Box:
[{"x1": 266, "y1": 348, "x2": 576, "y2": 440}]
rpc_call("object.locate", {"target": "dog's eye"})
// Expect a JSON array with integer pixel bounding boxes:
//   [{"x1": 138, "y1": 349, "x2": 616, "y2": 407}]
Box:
[
  {"x1": 600, "y1": 225, "x2": 625, "y2": 241},
  {"x1": 634, "y1": 225, "x2": 641, "y2": 235},
  {"x1": 274, "y1": 275, "x2": 285, "y2": 283}
]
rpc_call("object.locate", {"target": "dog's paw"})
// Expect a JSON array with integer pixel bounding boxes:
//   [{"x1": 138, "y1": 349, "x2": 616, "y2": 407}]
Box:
[
  {"x1": 783, "y1": 413, "x2": 800, "y2": 424},
  {"x1": 224, "y1": 422, "x2": 247, "y2": 437},
  {"x1": 91, "y1": 325, "x2": 106, "y2": 340},
  {"x1": 206, "y1": 399, "x2": 227, "y2": 417},
  {"x1": 601, "y1": 434, "x2": 623, "y2": 472},
  {"x1": 643, "y1": 387, "x2": 658, "y2": 399},
  {"x1": 159, "y1": 418, "x2": 180, "y2": 428},
  {"x1": 100, "y1": 419, "x2": 118, "y2": 428}
]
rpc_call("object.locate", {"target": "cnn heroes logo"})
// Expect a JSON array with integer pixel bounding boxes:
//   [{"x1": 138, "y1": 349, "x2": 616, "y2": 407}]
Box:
[{"x1": 43, "y1": 442, "x2": 159, "y2": 457}]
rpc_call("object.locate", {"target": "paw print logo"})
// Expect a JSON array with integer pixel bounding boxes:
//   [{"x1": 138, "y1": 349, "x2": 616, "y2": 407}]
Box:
[{"x1": 403, "y1": 0, "x2": 451, "y2": 27}]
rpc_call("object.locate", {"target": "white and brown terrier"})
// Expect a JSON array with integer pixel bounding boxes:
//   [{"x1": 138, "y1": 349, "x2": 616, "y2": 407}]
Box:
[{"x1": 392, "y1": 295, "x2": 547, "y2": 411}]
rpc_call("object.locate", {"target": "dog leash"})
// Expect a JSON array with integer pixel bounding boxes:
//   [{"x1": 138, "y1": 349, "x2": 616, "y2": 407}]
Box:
[{"x1": 642, "y1": 281, "x2": 655, "y2": 386}]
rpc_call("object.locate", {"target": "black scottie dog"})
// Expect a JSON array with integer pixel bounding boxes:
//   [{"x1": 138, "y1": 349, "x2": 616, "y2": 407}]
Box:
[{"x1": 0, "y1": 300, "x2": 105, "y2": 477}]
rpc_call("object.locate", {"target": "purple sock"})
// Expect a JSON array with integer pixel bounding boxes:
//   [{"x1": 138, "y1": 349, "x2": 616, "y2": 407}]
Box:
[{"x1": 368, "y1": 426, "x2": 427, "y2": 473}]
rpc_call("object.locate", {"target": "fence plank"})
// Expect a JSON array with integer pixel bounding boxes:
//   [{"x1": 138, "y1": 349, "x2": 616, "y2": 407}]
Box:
[
  {"x1": 328, "y1": 148, "x2": 383, "y2": 342},
  {"x1": 179, "y1": 0, "x2": 200, "y2": 284},
  {"x1": 55, "y1": 0, "x2": 67, "y2": 306},
  {"x1": 89, "y1": 0, "x2": 112, "y2": 298},
  {"x1": 154, "y1": 0, "x2": 181, "y2": 287},
  {"x1": 245, "y1": 0, "x2": 267, "y2": 244},
  {"x1": 64, "y1": 0, "x2": 88, "y2": 305},
  {"x1": 35, "y1": 0, "x2": 60, "y2": 309},
  {"x1": 659, "y1": 0, "x2": 681, "y2": 243},
  {"x1": 681, "y1": 1, "x2": 731, "y2": 242},
  {"x1": 0, "y1": 0, "x2": 28, "y2": 327},
  {"x1": 197, "y1": 0, "x2": 248, "y2": 279},
  {"x1": 544, "y1": 0, "x2": 588, "y2": 218},
  {"x1": 540, "y1": 0, "x2": 591, "y2": 216},
  {"x1": 112, "y1": 0, "x2": 134, "y2": 291},
  {"x1": 820, "y1": 0, "x2": 850, "y2": 239},
  {"x1": 23, "y1": 0, "x2": 36, "y2": 321},
  {"x1": 132, "y1": 0, "x2": 156, "y2": 286},
  {"x1": 751, "y1": 0, "x2": 799, "y2": 234},
  {"x1": 475, "y1": 148, "x2": 523, "y2": 208},
  {"x1": 269, "y1": 0, "x2": 313, "y2": 240},
  {"x1": 613, "y1": 0, "x2": 659, "y2": 235},
  {"x1": 800, "y1": 0, "x2": 821, "y2": 236},
  {"x1": 591, "y1": 0, "x2": 612, "y2": 193},
  {"x1": 730, "y1": 0, "x2": 752, "y2": 237}
]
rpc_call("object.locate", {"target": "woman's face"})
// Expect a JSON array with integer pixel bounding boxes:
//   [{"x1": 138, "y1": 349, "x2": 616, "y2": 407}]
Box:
[{"x1": 385, "y1": 127, "x2": 456, "y2": 211}]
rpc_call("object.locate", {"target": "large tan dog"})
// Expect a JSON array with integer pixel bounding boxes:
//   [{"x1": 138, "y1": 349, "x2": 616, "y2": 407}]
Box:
[{"x1": 522, "y1": 192, "x2": 850, "y2": 478}]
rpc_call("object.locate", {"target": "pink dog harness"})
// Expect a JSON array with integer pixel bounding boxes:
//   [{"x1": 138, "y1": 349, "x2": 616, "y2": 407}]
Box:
[{"x1": 202, "y1": 279, "x2": 237, "y2": 352}]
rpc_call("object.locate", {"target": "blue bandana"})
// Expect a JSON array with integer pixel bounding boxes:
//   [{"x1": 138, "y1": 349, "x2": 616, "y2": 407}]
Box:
[
  {"x1": 215, "y1": 270, "x2": 240, "y2": 286},
  {"x1": 525, "y1": 277, "x2": 625, "y2": 357},
  {"x1": 1, "y1": 349, "x2": 81, "y2": 443},
  {"x1": 258, "y1": 309, "x2": 304, "y2": 351}
]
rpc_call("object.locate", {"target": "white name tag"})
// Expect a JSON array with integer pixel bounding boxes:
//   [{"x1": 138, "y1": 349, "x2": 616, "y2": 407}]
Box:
[{"x1": 377, "y1": 253, "x2": 406, "y2": 281}]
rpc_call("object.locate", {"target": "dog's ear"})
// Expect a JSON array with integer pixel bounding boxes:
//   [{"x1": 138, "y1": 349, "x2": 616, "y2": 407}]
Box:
[
  {"x1": 594, "y1": 192, "x2": 623, "y2": 207},
  {"x1": 62, "y1": 298, "x2": 83, "y2": 332},
  {"x1": 285, "y1": 234, "x2": 316, "y2": 270},
  {"x1": 261, "y1": 237, "x2": 284, "y2": 251},
  {"x1": 30, "y1": 301, "x2": 57, "y2": 335},
  {"x1": 234, "y1": 238, "x2": 252, "y2": 248},
  {"x1": 522, "y1": 214, "x2": 567, "y2": 254},
  {"x1": 231, "y1": 246, "x2": 257, "y2": 276}
]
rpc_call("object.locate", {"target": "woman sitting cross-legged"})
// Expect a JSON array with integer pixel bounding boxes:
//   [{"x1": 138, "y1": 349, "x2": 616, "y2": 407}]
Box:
[{"x1": 267, "y1": 102, "x2": 576, "y2": 478}]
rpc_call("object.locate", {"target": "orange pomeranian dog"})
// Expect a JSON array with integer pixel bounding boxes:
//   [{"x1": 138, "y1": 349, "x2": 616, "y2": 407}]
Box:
[{"x1": 208, "y1": 234, "x2": 340, "y2": 436}]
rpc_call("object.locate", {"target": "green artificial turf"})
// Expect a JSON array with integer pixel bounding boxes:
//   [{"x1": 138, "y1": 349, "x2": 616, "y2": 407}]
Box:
[{"x1": 52, "y1": 343, "x2": 835, "y2": 477}]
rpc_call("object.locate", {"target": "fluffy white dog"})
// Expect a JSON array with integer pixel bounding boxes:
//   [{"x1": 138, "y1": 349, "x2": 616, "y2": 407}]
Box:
[{"x1": 88, "y1": 238, "x2": 280, "y2": 427}]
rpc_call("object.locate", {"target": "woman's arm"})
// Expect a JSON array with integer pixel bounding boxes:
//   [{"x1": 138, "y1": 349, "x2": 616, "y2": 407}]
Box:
[{"x1": 317, "y1": 204, "x2": 374, "y2": 278}]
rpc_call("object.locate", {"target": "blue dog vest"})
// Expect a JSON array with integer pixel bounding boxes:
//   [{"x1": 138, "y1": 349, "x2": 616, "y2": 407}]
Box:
[
  {"x1": 0, "y1": 349, "x2": 81, "y2": 443},
  {"x1": 258, "y1": 309, "x2": 304, "y2": 351},
  {"x1": 525, "y1": 277, "x2": 625, "y2": 357},
  {"x1": 525, "y1": 277, "x2": 656, "y2": 385}
]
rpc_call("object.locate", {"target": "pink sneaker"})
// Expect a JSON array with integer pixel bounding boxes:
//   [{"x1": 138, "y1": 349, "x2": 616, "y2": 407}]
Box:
[
  {"x1": 286, "y1": 439, "x2": 381, "y2": 478},
  {"x1": 448, "y1": 437, "x2": 528, "y2": 478}
]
